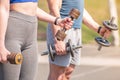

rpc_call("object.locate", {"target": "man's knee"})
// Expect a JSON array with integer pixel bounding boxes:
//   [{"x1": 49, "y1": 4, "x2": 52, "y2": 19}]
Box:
[
  {"x1": 48, "y1": 63, "x2": 67, "y2": 80},
  {"x1": 65, "y1": 64, "x2": 75, "y2": 80}
]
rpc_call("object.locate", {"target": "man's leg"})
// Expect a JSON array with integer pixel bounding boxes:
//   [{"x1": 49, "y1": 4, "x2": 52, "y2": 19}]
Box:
[
  {"x1": 48, "y1": 63, "x2": 75, "y2": 80},
  {"x1": 65, "y1": 64, "x2": 75, "y2": 80},
  {"x1": 47, "y1": 27, "x2": 81, "y2": 80},
  {"x1": 48, "y1": 63, "x2": 66, "y2": 80}
]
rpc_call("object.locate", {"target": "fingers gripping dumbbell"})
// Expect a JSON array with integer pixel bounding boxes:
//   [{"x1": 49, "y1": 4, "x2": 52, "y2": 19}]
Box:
[
  {"x1": 95, "y1": 17, "x2": 118, "y2": 51},
  {"x1": 42, "y1": 39, "x2": 82, "y2": 61},
  {"x1": 7, "y1": 53, "x2": 23, "y2": 64},
  {"x1": 55, "y1": 8, "x2": 80, "y2": 41}
]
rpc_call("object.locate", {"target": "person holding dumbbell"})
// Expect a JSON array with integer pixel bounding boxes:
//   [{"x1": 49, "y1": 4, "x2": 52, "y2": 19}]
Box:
[
  {"x1": 0, "y1": 0, "x2": 73, "y2": 80},
  {"x1": 46, "y1": 0, "x2": 111, "y2": 80}
]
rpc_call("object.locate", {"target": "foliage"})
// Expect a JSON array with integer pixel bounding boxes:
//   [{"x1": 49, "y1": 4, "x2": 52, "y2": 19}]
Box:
[{"x1": 37, "y1": 0, "x2": 120, "y2": 44}]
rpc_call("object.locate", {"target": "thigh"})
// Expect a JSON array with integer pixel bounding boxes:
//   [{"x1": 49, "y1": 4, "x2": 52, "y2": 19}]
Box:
[
  {"x1": 0, "y1": 40, "x2": 22, "y2": 80},
  {"x1": 49, "y1": 63, "x2": 66, "y2": 79},
  {"x1": 0, "y1": 63, "x2": 3, "y2": 80},
  {"x1": 49, "y1": 63, "x2": 75, "y2": 80},
  {"x1": 65, "y1": 28, "x2": 82, "y2": 65},
  {"x1": 47, "y1": 24, "x2": 71, "y2": 67},
  {"x1": 20, "y1": 41, "x2": 38, "y2": 80},
  {"x1": 65, "y1": 64, "x2": 75, "y2": 79}
]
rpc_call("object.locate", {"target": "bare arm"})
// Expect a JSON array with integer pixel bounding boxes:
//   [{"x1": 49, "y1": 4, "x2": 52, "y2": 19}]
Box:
[
  {"x1": 0, "y1": 0, "x2": 10, "y2": 63},
  {"x1": 36, "y1": 7, "x2": 56, "y2": 24},
  {"x1": 83, "y1": 8, "x2": 111, "y2": 38},
  {"x1": 47, "y1": 0, "x2": 62, "y2": 37},
  {"x1": 36, "y1": 7, "x2": 72, "y2": 30},
  {"x1": 0, "y1": 0, "x2": 9, "y2": 46},
  {"x1": 47, "y1": 0, "x2": 67, "y2": 55},
  {"x1": 83, "y1": 9, "x2": 99, "y2": 32}
]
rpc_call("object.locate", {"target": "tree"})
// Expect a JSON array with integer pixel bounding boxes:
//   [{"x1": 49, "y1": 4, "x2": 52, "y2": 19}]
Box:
[{"x1": 109, "y1": 0, "x2": 120, "y2": 46}]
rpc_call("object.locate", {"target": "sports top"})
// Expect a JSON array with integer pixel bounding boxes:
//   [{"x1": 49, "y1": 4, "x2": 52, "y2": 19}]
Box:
[{"x1": 10, "y1": 0, "x2": 38, "y2": 4}]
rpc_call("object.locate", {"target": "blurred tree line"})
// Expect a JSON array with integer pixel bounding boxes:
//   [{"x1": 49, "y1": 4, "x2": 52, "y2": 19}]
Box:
[{"x1": 37, "y1": 0, "x2": 120, "y2": 44}]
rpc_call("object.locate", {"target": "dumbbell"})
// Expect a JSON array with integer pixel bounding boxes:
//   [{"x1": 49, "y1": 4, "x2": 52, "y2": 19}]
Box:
[
  {"x1": 42, "y1": 39, "x2": 82, "y2": 61},
  {"x1": 55, "y1": 8, "x2": 80, "y2": 41},
  {"x1": 7, "y1": 53, "x2": 23, "y2": 64},
  {"x1": 95, "y1": 17, "x2": 118, "y2": 51}
]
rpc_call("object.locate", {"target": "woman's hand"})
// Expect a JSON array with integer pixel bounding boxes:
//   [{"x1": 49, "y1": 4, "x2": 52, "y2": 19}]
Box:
[
  {"x1": 0, "y1": 46, "x2": 10, "y2": 63},
  {"x1": 57, "y1": 17, "x2": 73, "y2": 30}
]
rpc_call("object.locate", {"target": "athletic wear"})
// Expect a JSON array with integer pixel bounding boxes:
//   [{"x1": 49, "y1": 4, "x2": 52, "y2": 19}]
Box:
[
  {"x1": 60, "y1": 0, "x2": 84, "y2": 28},
  {"x1": 0, "y1": 11, "x2": 38, "y2": 80},
  {"x1": 47, "y1": 25, "x2": 82, "y2": 67},
  {"x1": 10, "y1": 0, "x2": 38, "y2": 3},
  {"x1": 47, "y1": 0, "x2": 84, "y2": 67}
]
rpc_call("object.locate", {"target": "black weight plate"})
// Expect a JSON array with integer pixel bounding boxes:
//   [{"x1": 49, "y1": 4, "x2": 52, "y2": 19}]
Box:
[
  {"x1": 95, "y1": 37, "x2": 111, "y2": 47},
  {"x1": 48, "y1": 45, "x2": 55, "y2": 61},
  {"x1": 103, "y1": 21, "x2": 118, "y2": 30}
]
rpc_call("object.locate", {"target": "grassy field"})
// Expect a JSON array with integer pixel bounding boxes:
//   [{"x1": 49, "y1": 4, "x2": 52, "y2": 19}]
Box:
[{"x1": 38, "y1": 0, "x2": 120, "y2": 44}]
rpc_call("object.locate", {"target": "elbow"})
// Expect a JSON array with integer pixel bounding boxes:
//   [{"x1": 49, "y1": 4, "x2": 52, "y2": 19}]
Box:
[
  {"x1": 49, "y1": 7, "x2": 59, "y2": 14},
  {"x1": 49, "y1": 8, "x2": 55, "y2": 13},
  {"x1": 82, "y1": 16, "x2": 86, "y2": 24}
]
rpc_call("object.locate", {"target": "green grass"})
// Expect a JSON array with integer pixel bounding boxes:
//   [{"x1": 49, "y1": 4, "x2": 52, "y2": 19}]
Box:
[
  {"x1": 116, "y1": 0, "x2": 120, "y2": 31},
  {"x1": 37, "y1": 0, "x2": 120, "y2": 44},
  {"x1": 37, "y1": 1, "x2": 48, "y2": 40},
  {"x1": 83, "y1": 0, "x2": 109, "y2": 44}
]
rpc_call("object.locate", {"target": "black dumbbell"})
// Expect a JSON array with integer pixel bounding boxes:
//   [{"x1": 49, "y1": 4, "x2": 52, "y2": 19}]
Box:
[
  {"x1": 42, "y1": 39, "x2": 82, "y2": 61},
  {"x1": 55, "y1": 8, "x2": 80, "y2": 41},
  {"x1": 95, "y1": 17, "x2": 118, "y2": 51},
  {"x1": 7, "y1": 53, "x2": 23, "y2": 64}
]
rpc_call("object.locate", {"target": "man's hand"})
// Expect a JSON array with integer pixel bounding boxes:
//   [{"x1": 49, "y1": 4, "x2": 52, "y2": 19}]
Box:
[
  {"x1": 57, "y1": 17, "x2": 73, "y2": 30},
  {"x1": 54, "y1": 39, "x2": 67, "y2": 55},
  {"x1": 98, "y1": 27, "x2": 111, "y2": 38}
]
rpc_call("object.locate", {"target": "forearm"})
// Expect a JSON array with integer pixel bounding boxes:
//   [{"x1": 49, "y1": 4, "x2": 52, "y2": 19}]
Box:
[
  {"x1": 0, "y1": 1, "x2": 9, "y2": 46},
  {"x1": 36, "y1": 7, "x2": 57, "y2": 24},
  {"x1": 47, "y1": 0, "x2": 61, "y2": 17},
  {"x1": 83, "y1": 9, "x2": 100, "y2": 32},
  {"x1": 47, "y1": 0, "x2": 62, "y2": 39}
]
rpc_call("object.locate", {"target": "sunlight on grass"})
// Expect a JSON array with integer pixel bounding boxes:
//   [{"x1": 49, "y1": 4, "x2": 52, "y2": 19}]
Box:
[
  {"x1": 38, "y1": 0, "x2": 120, "y2": 44},
  {"x1": 83, "y1": 0, "x2": 109, "y2": 44}
]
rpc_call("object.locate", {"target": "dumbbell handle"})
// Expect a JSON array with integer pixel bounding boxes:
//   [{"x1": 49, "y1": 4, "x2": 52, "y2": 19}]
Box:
[
  {"x1": 110, "y1": 17, "x2": 115, "y2": 25},
  {"x1": 56, "y1": 8, "x2": 80, "y2": 41},
  {"x1": 7, "y1": 53, "x2": 23, "y2": 65},
  {"x1": 62, "y1": 16, "x2": 75, "y2": 32},
  {"x1": 55, "y1": 16, "x2": 76, "y2": 41},
  {"x1": 66, "y1": 45, "x2": 82, "y2": 53},
  {"x1": 72, "y1": 46, "x2": 82, "y2": 50},
  {"x1": 98, "y1": 45, "x2": 102, "y2": 51},
  {"x1": 97, "y1": 17, "x2": 117, "y2": 51},
  {"x1": 42, "y1": 45, "x2": 82, "y2": 55},
  {"x1": 98, "y1": 37, "x2": 106, "y2": 51}
]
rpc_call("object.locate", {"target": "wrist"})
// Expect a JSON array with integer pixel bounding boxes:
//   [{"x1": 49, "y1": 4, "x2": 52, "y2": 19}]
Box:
[
  {"x1": 97, "y1": 26, "x2": 102, "y2": 33},
  {"x1": 54, "y1": 17, "x2": 60, "y2": 25},
  {"x1": 54, "y1": 37, "x2": 58, "y2": 43},
  {"x1": 0, "y1": 40, "x2": 5, "y2": 47},
  {"x1": 0, "y1": 44, "x2": 5, "y2": 49}
]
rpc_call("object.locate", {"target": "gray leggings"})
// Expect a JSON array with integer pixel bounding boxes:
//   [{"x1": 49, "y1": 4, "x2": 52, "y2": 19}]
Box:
[{"x1": 0, "y1": 11, "x2": 38, "y2": 80}]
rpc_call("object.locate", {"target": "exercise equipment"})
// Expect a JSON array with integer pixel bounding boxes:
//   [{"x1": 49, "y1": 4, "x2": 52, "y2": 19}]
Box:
[
  {"x1": 42, "y1": 39, "x2": 82, "y2": 61},
  {"x1": 95, "y1": 17, "x2": 118, "y2": 51},
  {"x1": 55, "y1": 8, "x2": 80, "y2": 41},
  {"x1": 7, "y1": 53, "x2": 23, "y2": 64}
]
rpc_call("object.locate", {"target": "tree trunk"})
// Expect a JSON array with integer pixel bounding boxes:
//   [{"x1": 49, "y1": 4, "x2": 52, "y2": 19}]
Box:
[{"x1": 109, "y1": 0, "x2": 120, "y2": 46}]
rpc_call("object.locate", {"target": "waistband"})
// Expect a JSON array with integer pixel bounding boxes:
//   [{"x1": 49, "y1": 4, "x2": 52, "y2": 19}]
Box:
[
  {"x1": 10, "y1": 0, "x2": 38, "y2": 4},
  {"x1": 9, "y1": 10, "x2": 37, "y2": 22}
]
